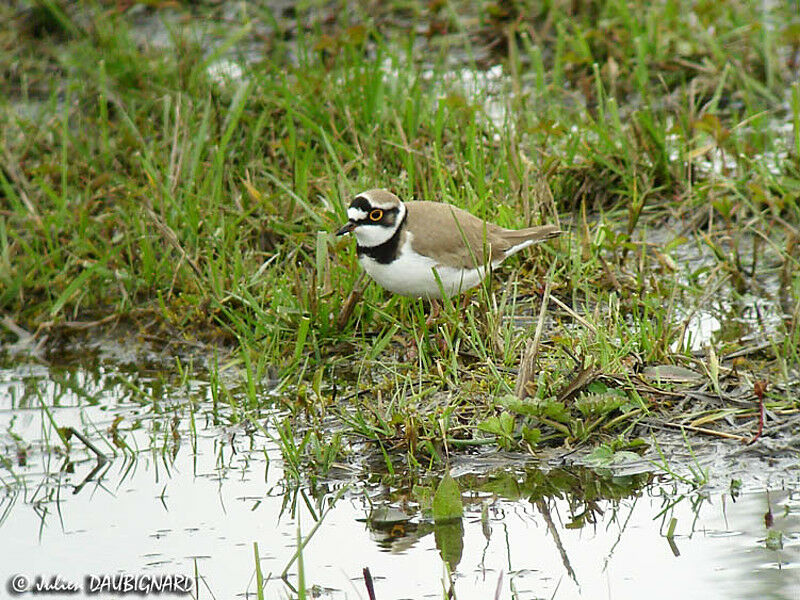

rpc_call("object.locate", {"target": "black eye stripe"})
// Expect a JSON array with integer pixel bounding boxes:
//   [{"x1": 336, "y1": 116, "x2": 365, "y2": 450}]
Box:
[
  {"x1": 349, "y1": 198, "x2": 400, "y2": 223},
  {"x1": 351, "y1": 196, "x2": 371, "y2": 212}
]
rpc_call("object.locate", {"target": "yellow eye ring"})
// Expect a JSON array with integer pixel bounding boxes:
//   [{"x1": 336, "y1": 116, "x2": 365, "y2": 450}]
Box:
[{"x1": 369, "y1": 209, "x2": 383, "y2": 221}]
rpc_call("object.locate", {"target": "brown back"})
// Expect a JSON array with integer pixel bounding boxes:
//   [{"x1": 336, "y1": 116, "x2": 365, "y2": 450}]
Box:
[{"x1": 405, "y1": 201, "x2": 558, "y2": 269}]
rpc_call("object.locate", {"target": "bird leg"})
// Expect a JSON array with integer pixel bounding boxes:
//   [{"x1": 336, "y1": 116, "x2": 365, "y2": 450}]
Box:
[
  {"x1": 460, "y1": 291, "x2": 473, "y2": 313},
  {"x1": 425, "y1": 299, "x2": 441, "y2": 327}
]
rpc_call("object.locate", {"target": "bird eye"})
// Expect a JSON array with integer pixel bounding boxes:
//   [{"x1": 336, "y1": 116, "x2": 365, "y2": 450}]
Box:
[{"x1": 369, "y1": 209, "x2": 383, "y2": 221}]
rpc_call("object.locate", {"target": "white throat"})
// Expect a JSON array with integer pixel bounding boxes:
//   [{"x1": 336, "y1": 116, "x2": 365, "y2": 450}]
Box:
[{"x1": 353, "y1": 202, "x2": 406, "y2": 248}]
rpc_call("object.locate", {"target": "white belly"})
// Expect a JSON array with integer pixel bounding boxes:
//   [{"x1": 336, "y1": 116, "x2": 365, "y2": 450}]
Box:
[{"x1": 359, "y1": 244, "x2": 487, "y2": 299}]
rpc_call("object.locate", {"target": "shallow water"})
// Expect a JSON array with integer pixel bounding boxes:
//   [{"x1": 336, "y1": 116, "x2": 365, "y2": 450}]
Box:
[{"x1": 1, "y1": 356, "x2": 798, "y2": 599}]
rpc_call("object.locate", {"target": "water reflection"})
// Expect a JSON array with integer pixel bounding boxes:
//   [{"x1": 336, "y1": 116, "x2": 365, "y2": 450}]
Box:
[{"x1": 0, "y1": 359, "x2": 798, "y2": 599}]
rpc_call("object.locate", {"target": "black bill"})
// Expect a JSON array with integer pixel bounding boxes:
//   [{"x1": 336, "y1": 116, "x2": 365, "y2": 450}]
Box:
[{"x1": 336, "y1": 221, "x2": 357, "y2": 236}]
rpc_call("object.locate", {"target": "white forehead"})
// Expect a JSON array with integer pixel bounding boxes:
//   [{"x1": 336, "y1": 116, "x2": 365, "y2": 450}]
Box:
[{"x1": 347, "y1": 207, "x2": 369, "y2": 221}]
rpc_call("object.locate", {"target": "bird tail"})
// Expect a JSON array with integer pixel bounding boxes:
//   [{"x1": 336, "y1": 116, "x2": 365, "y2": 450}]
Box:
[{"x1": 502, "y1": 224, "x2": 562, "y2": 257}]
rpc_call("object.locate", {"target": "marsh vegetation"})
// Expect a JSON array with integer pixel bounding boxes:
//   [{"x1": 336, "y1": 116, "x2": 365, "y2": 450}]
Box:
[{"x1": 1, "y1": 1, "x2": 800, "y2": 597}]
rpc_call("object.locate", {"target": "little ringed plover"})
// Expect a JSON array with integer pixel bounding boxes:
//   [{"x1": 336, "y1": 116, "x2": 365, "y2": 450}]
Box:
[{"x1": 336, "y1": 189, "x2": 561, "y2": 299}]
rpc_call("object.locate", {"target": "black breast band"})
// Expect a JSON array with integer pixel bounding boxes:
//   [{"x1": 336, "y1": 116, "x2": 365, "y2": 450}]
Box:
[{"x1": 357, "y1": 210, "x2": 408, "y2": 265}]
